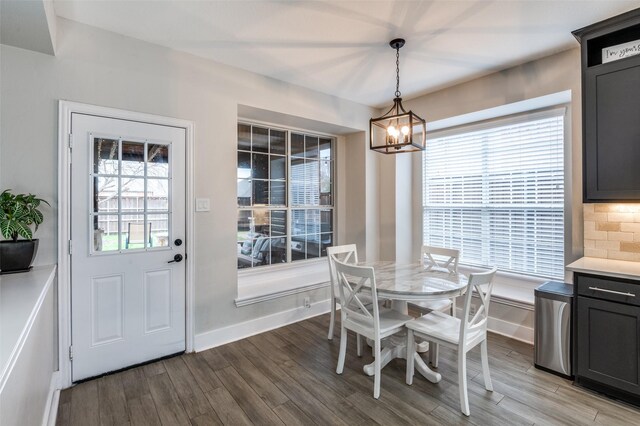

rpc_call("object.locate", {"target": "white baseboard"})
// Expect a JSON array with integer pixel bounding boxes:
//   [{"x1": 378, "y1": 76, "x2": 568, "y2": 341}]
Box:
[
  {"x1": 195, "y1": 299, "x2": 331, "y2": 352},
  {"x1": 455, "y1": 307, "x2": 534, "y2": 345},
  {"x1": 42, "y1": 372, "x2": 60, "y2": 426},
  {"x1": 487, "y1": 316, "x2": 533, "y2": 344}
]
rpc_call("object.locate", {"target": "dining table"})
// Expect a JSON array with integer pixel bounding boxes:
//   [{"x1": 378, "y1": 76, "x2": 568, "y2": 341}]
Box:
[{"x1": 359, "y1": 260, "x2": 469, "y2": 383}]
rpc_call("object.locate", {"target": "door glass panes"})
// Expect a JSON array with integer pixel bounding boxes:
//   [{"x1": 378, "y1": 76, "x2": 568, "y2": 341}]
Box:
[
  {"x1": 122, "y1": 141, "x2": 145, "y2": 177},
  {"x1": 93, "y1": 215, "x2": 118, "y2": 252},
  {"x1": 148, "y1": 144, "x2": 169, "y2": 177},
  {"x1": 237, "y1": 123, "x2": 334, "y2": 269},
  {"x1": 147, "y1": 179, "x2": 169, "y2": 211},
  {"x1": 91, "y1": 136, "x2": 171, "y2": 253},
  {"x1": 94, "y1": 138, "x2": 119, "y2": 174}
]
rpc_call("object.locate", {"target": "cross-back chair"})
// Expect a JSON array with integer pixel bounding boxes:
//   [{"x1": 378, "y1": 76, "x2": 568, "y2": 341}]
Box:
[
  {"x1": 410, "y1": 246, "x2": 460, "y2": 331},
  {"x1": 405, "y1": 267, "x2": 498, "y2": 416},
  {"x1": 333, "y1": 258, "x2": 412, "y2": 399},
  {"x1": 326, "y1": 244, "x2": 359, "y2": 341}
]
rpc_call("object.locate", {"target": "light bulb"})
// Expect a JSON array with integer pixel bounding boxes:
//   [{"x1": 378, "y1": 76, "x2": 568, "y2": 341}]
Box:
[
  {"x1": 401, "y1": 126, "x2": 410, "y2": 135},
  {"x1": 387, "y1": 126, "x2": 396, "y2": 135}
]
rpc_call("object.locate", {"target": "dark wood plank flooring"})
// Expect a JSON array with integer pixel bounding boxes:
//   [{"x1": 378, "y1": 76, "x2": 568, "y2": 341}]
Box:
[{"x1": 57, "y1": 313, "x2": 640, "y2": 425}]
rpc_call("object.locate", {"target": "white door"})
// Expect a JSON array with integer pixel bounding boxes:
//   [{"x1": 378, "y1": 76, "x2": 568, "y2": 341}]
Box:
[{"x1": 70, "y1": 113, "x2": 186, "y2": 381}]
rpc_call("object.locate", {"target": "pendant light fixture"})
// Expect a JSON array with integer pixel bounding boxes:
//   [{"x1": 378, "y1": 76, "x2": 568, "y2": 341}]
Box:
[{"x1": 370, "y1": 38, "x2": 426, "y2": 154}]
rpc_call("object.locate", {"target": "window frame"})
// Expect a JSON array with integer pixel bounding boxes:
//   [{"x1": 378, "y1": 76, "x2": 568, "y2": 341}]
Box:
[
  {"x1": 236, "y1": 120, "x2": 337, "y2": 274},
  {"x1": 421, "y1": 107, "x2": 567, "y2": 280}
]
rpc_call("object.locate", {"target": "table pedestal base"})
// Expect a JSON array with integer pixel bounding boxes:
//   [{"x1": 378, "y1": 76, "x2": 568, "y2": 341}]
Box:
[{"x1": 362, "y1": 336, "x2": 441, "y2": 383}]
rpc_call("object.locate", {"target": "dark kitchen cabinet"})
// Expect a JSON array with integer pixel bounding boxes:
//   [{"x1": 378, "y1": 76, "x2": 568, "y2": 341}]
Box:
[
  {"x1": 573, "y1": 9, "x2": 640, "y2": 202},
  {"x1": 574, "y1": 273, "x2": 640, "y2": 406}
]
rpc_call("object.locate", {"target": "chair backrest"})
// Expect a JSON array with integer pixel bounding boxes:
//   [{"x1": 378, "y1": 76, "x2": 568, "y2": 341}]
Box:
[
  {"x1": 127, "y1": 222, "x2": 152, "y2": 245},
  {"x1": 333, "y1": 258, "x2": 380, "y2": 333},
  {"x1": 422, "y1": 245, "x2": 459, "y2": 273},
  {"x1": 459, "y1": 267, "x2": 498, "y2": 342},
  {"x1": 327, "y1": 244, "x2": 358, "y2": 301}
]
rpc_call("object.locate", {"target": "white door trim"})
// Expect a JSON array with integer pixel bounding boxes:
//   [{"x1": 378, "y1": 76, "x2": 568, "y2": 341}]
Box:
[{"x1": 57, "y1": 100, "x2": 195, "y2": 388}]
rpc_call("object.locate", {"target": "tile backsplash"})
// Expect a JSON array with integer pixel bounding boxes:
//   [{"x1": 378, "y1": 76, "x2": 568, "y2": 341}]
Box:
[{"x1": 584, "y1": 204, "x2": 640, "y2": 261}]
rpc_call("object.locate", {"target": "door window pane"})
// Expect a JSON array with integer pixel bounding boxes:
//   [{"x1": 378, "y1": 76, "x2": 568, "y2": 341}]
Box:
[
  {"x1": 147, "y1": 179, "x2": 169, "y2": 211},
  {"x1": 149, "y1": 214, "x2": 169, "y2": 247},
  {"x1": 237, "y1": 179, "x2": 252, "y2": 206},
  {"x1": 94, "y1": 138, "x2": 119, "y2": 174},
  {"x1": 147, "y1": 144, "x2": 169, "y2": 177},
  {"x1": 94, "y1": 177, "x2": 118, "y2": 213},
  {"x1": 121, "y1": 178, "x2": 145, "y2": 213},
  {"x1": 123, "y1": 216, "x2": 147, "y2": 250},
  {"x1": 121, "y1": 141, "x2": 145, "y2": 176},
  {"x1": 94, "y1": 215, "x2": 119, "y2": 252}
]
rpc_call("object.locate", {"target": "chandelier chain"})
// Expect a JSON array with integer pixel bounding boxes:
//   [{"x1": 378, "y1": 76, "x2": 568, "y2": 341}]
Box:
[{"x1": 395, "y1": 47, "x2": 401, "y2": 98}]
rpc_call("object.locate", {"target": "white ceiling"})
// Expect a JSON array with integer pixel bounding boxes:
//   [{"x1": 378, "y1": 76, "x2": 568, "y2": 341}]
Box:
[{"x1": 53, "y1": 0, "x2": 639, "y2": 107}]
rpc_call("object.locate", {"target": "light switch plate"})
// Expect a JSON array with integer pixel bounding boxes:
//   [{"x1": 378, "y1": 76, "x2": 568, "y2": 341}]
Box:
[{"x1": 195, "y1": 198, "x2": 210, "y2": 212}]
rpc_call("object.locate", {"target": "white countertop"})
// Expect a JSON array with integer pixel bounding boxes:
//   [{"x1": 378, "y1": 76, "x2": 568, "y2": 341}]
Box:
[
  {"x1": 566, "y1": 257, "x2": 640, "y2": 280},
  {"x1": 0, "y1": 265, "x2": 56, "y2": 386}
]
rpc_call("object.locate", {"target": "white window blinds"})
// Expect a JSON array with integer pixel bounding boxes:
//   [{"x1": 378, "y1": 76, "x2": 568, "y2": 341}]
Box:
[{"x1": 423, "y1": 109, "x2": 565, "y2": 279}]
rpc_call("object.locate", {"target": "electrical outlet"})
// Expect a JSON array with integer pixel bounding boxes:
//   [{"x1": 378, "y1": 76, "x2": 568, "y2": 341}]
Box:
[
  {"x1": 469, "y1": 304, "x2": 477, "y2": 317},
  {"x1": 304, "y1": 297, "x2": 311, "y2": 308}
]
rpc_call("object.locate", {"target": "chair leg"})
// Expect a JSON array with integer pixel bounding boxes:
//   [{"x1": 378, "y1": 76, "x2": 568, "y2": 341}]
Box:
[
  {"x1": 356, "y1": 334, "x2": 362, "y2": 357},
  {"x1": 374, "y1": 338, "x2": 381, "y2": 399},
  {"x1": 406, "y1": 329, "x2": 415, "y2": 385},
  {"x1": 451, "y1": 297, "x2": 457, "y2": 317},
  {"x1": 429, "y1": 342, "x2": 439, "y2": 368},
  {"x1": 480, "y1": 339, "x2": 493, "y2": 391},
  {"x1": 327, "y1": 299, "x2": 336, "y2": 340},
  {"x1": 458, "y1": 351, "x2": 470, "y2": 416},
  {"x1": 336, "y1": 325, "x2": 347, "y2": 374}
]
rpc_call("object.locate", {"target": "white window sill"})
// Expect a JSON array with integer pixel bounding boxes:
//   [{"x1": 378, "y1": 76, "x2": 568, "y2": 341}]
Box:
[{"x1": 236, "y1": 259, "x2": 330, "y2": 307}]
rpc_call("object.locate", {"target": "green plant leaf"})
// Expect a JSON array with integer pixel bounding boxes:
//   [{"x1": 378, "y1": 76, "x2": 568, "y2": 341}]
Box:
[
  {"x1": 32, "y1": 209, "x2": 44, "y2": 225},
  {"x1": 14, "y1": 222, "x2": 32, "y2": 240},
  {"x1": 0, "y1": 218, "x2": 14, "y2": 240}
]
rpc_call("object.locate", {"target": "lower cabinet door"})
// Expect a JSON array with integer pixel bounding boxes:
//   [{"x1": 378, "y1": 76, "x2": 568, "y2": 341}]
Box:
[{"x1": 577, "y1": 296, "x2": 640, "y2": 395}]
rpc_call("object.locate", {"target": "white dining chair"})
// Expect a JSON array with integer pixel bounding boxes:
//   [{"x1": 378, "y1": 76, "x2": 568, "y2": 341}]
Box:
[
  {"x1": 405, "y1": 267, "x2": 498, "y2": 416},
  {"x1": 410, "y1": 246, "x2": 460, "y2": 313},
  {"x1": 334, "y1": 258, "x2": 413, "y2": 399},
  {"x1": 326, "y1": 244, "x2": 359, "y2": 341}
]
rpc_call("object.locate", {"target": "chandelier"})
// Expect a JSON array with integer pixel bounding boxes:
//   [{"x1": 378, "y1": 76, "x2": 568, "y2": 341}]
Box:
[{"x1": 370, "y1": 38, "x2": 426, "y2": 154}]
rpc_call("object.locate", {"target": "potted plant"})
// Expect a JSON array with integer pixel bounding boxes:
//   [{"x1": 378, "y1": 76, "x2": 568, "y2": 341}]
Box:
[{"x1": 0, "y1": 189, "x2": 49, "y2": 274}]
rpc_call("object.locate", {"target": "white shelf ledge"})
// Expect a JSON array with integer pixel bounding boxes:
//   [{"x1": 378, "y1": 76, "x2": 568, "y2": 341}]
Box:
[{"x1": 0, "y1": 264, "x2": 57, "y2": 391}]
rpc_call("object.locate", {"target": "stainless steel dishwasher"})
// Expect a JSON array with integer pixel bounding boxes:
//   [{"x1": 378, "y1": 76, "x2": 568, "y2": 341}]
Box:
[{"x1": 534, "y1": 281, "x2": 574, "y2": 378}]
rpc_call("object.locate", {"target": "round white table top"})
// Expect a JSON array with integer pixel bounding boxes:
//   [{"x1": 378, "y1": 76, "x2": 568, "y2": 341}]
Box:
[{"x1": 361, "y1": 261, "x2": 468, "y2": 301}]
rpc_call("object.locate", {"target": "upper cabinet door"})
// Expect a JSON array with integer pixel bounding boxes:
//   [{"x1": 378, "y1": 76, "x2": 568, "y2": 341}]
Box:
[
  {"x1": 584, "y1": 55, "x2": 640, "y2": 202},
  {"x1": 574, "y1": 8, "x2": 640, "y2": 202}
]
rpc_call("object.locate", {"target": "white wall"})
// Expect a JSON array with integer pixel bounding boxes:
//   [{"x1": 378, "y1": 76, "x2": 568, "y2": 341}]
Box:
[{"x1": 0, "y1": 18, "x2": 377, "y2": 337}]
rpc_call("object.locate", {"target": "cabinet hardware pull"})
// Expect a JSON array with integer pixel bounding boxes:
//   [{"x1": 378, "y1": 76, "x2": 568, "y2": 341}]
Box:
[{"x1": 588, "y1": 286, "x2": 636, "y2": 297}]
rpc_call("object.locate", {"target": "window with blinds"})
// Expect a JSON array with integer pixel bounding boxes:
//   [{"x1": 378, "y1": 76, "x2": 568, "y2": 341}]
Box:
[{"x1": 422, "y1": 109, "x2": 565, "y2": 279}]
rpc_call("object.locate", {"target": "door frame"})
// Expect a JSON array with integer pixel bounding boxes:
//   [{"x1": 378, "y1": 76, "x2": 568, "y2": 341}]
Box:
[{"x1": 57, "y1": 100, "x2": 195, "y2": 388}]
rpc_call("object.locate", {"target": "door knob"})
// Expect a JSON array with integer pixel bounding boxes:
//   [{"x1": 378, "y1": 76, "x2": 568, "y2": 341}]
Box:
[{"x1": 168, "y1": 254, "x2": 183, "y2": 263}]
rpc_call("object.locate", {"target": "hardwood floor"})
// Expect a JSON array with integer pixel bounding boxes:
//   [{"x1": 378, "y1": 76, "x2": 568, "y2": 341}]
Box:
[{"x1": 57, "y1": 313, "x2": 640, "y2": 425}]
